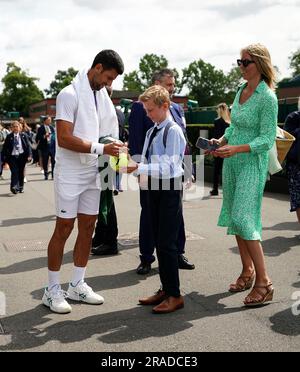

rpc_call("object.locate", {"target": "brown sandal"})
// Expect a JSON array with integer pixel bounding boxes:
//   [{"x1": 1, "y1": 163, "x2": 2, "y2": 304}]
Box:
[
  {"x1": 243, "y1": 283, "x2": 274, "y2": 307},
  {"x1": 229, "y1": 272, "x2": 255, "y2": 293}
]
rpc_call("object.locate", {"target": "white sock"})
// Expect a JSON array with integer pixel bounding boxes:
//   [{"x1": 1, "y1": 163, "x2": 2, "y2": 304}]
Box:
[
  {"x1": 48, "y1": 270, "x2": 60, "y2": 290},
  {"x1": 70, "y1": 266, "x2": 86, "y2": 286}
]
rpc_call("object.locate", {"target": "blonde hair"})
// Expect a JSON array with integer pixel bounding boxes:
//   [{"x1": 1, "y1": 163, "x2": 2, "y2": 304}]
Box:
[
  {"x1": 241, "y1": 43, "x2": 276, "y2": 90},
  {"x1": 11, "y1": 121, "x2": 21, "y2": 129},
  {"x1": 217, "y1": 103, "x2": 231, "y2": 123},
  {"x1": 139, "y1": 85, "x2": 170, "y2": 107}
]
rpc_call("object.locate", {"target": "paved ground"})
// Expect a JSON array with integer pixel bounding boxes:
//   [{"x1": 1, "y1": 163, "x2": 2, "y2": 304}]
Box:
[{"x1": 0, "y1": 164, "x2": 299, "y2": 352}]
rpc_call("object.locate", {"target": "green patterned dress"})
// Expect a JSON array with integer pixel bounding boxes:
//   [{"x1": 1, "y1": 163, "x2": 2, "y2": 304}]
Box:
[{"x1": 218, "y1": 80, "x2": 278, "y2": 240}]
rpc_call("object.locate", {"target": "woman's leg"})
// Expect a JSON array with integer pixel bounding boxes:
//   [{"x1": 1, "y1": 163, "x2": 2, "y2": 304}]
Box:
[
  {"x1": 296, "y1": 208, "x2": 300, "y2": 224},
  {"x1": 243, "y1": 240, "x2": 272, "y2": 303},
  {"x1": 229, "y1": 235, "x2": 255, "y2": 291}
]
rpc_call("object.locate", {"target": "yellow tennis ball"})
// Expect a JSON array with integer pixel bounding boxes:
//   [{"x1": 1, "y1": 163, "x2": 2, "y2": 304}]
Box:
[
  {"x1": 109, "y1": 156, "x2": 120, "y2": 171},
  {"x1": 118, "y1": 152, "x2": 129, "y2": 168}
]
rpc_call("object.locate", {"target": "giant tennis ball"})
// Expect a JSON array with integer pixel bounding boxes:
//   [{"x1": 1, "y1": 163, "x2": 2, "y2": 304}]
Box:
[{"x1": 109, "y1": 153, "x2": 128, "y2": 172}]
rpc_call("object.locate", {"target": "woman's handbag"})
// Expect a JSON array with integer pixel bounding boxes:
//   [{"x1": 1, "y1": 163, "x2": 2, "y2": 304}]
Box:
[{"x1": 276, "y1": 127, "x2": 295, "y2": 164}]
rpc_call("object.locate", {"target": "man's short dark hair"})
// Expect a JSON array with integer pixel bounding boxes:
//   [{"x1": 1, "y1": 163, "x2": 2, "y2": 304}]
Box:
[
  {"x1": 91, "y1": 49, "x2": 124, "y2": 75},
  {"x1": 151, "y1": 68, "x2": 174, "y2": 85}
]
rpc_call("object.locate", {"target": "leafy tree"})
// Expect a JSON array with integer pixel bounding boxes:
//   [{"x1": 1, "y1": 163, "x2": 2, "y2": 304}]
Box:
[
  {"x1": 289, "y1": 48, "x2": 300, "y2": 77},
  {"x1": 0, "y1": 62, "x2": 44, "y2": 116},
  {"x1": 181, "y1": 59, "x2": 228, "y2": 106},
  {"x1": 45, "y1": 67, "x2": 78, "y2": 97},
  {"x1": 123, "y1": 53, "x2": 172, "y2": 92},
  {"x1": 225, "y1": 65, "x2": 244, "y2": 104},
  {"x1": 123, "y1": 70, "x2": 143, "y2": 92}
]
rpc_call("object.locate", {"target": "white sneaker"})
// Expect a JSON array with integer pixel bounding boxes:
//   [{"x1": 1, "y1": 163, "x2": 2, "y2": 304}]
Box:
[
  {"x1": 42, "y1": 285, "x2": 72, "y2": 314},
  {"x1": 67, "y1": 281, "x2": 104, "y2": 305}
]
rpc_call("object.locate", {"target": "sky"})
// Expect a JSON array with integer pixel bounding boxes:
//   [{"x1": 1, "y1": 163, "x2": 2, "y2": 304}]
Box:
[{"x1": 0, "y1": 0, "x2": 299, "y2": 94}]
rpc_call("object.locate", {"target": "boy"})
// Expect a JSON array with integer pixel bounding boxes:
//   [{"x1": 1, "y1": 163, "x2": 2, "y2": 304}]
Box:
[{"x1": 124, "y1": 85, "x2": 186, "y2": 314}]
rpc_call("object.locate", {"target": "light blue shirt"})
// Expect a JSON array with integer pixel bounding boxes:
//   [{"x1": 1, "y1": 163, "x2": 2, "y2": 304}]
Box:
[{"x1": 137, "y1": 118, "x2": 186, "y2": 179}]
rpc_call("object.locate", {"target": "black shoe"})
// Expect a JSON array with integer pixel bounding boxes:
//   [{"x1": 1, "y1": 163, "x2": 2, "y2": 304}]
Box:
[
  {"x1": 136, "y1": 262, "x2": 152, "y2": 275},
  {"x1": 210, "y1": 189, "x2": 218, "y2": 196},
  {"x1": 178, "y1": 254, "x2": 195, "y2": 270},
  {"x1": 11, "y1": 187, "x2": 18, "y2": 194},
  {"x1": 113, "y1": 190, "x2": 119, "y2": 196},
  {"x1": 91, "y1": 243, "x2": 118, "y2": 255},
  {"x1": 18, "y1": 188, "x2": 24, "y2": 193}
]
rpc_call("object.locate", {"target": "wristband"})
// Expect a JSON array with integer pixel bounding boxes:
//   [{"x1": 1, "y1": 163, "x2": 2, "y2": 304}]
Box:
[{"x1": 90, "y1": 142, "x2": 104, "y2": 155}]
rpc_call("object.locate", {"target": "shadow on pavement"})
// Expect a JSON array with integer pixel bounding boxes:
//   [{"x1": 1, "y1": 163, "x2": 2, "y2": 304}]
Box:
[
  {"x1": 30, "y1": 269, "x2": 158, "y2": 300},
  {"x1": 230, "y1": 236, "x2": 300, "y2": 257},
  {"x1": 0, "y1": 246, "x2": 139, "y2": 275},
  {"x1": 0, "y1": 291, "x2": 244, "y2": 351},
  {"x1": 263, "y1": 222, "x2": 300, "y2": 231},
  {"x1": 0, "y1": 215, "x2": 56, "y2": 227},
  {"x1": 270, "y1": 307, "x2": 300, "y2": 336}
]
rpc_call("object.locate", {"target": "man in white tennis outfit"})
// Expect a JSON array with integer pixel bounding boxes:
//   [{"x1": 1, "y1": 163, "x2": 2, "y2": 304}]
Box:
[{"x1": 42, "y1": 50, "x2": 125, "y2": 313}]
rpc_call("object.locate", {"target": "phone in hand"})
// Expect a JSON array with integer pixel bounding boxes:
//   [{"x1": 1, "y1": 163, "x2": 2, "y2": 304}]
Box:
[{"x1": 196, "y1": 137, "x2": 219, "y2": 151}]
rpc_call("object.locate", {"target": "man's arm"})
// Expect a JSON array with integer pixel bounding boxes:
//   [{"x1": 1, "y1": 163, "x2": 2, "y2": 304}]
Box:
[{"x1": 56, "y1": 120, "x2": 123, "y2": 157}]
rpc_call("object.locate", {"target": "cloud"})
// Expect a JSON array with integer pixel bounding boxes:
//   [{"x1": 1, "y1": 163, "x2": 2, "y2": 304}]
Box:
[
  {"x1": 205, "y1": 0, "x2": 281, "y2": 19},
  {"x1": 0, "y1": 0, "x2": 299, "y2": 93}
]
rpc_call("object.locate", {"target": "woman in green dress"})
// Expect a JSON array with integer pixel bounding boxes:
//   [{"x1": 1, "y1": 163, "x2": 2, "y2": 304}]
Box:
[{"x1": 210, "y1": 44, "x2": 278, "y2": 306}]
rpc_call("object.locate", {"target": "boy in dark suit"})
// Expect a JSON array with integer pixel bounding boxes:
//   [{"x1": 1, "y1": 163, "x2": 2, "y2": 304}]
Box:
[
  {"x1": 2, "y1": 121, "x2": 32, "y2": 194},
  {"x1": 128, "y1": 68, "x2": 194, "y2": 275},
  {"x1": 124, "y1": 85, "x2": 186, "y2": 314}
]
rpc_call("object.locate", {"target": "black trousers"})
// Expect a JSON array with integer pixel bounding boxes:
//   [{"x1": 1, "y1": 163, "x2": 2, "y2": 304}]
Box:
[
  {"x1": 148, "y1": 179, "x2": 182, "y2": 297},
  {"x1": 41, "y1": 148, "x2": 55, "y2": 178},
  {"x1": 92, "y1": 189, "x2": 118, "y2": 247},
  {"x1": 8, "y1": 154, "x2": 27, "y2": 191},
  {"x1": 139, "y1": 188, "x2": 186, "y2": 263},
  {"x1": 213, "y1": 157, "x2": 224, "y2": 191}
]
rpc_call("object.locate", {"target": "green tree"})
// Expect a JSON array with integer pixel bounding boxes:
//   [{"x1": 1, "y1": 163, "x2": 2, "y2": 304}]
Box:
[
  {"x1": 225, "y1": 65, "x2": 243, "y2": 104},
  {"x1": 289, "y1": 48, "x2": 300, "y2": 77},
  {"x1": 0, "y1": 62, "x2": 44, "y2": 116},
  {"x1": 45, "y1": 67, "x2": 78, "y2": 97},
  {"x1": 123, "y1": 53, "x2": 170, "y2": 92},
  {"x1": 123, "y1": 70, "x2": 143, "y2": 92},
  {"x1": 181, "y1": 59, "x2": 228, "y2": 106}
]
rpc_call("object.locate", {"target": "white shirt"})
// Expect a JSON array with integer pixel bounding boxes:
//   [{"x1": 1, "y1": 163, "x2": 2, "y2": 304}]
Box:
[{"x1": 11, "y1": 133, "x2": 24, "y2": 156}]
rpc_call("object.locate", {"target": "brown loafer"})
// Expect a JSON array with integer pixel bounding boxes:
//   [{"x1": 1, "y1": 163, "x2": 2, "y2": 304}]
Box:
[
  {"x1": 152, "y1": 296, "x2": 184, "y2": 314},
  {"x1": 139, "y1": 289, "x2": 166, "y2": 305}
]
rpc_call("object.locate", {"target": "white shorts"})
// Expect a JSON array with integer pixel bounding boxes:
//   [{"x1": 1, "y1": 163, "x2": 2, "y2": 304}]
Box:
[{"x1": 54, "y1": 169, "x2": 101, "y2": 219}]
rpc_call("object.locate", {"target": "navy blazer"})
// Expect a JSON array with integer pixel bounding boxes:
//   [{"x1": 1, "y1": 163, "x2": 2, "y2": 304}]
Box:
[
  {"x1": 213, "y1": 117, "x2": 230, "y2": 139},
  {"x1": 284, "y1": 111, "x2": 300, "y2": 164},
  {"x1": 128, "y1": 101, "x2": 186, "y2": 158},
  {"x1": 36, "y1": 124, "x2": 55, "y2": 151},
  {"x1": 2, "y1": 132, "x2": 32, "y2": 162}
]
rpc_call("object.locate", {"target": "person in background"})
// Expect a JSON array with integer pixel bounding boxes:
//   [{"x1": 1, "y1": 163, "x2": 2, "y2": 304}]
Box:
[
  {"x1": 19, "y1": 117, "x2": 33, "y2": 183},
  {"x1": 36, "y1": 116, "x2": 56, "y2": 180},
  {"x1": 210, "y1": 43, "x2": 277, "y2": 306},
  {"x1": 1, "y1": 121, "x2": 32, "y2": 194},
  {"x1": 0, "y1": 124, "x2": 10, "y2": 180},
  {"x1": 284, "y1": 98, "x2": 300, "y2": 227},
  {"x1": 210, "y1": 103, "x2": 231, "y2": 196},
  {"x1": 91, "y1": 85, "x2": 121, "y2": 256}
]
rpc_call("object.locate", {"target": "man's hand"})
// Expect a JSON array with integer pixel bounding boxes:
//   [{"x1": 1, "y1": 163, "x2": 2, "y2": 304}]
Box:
[{"x1": 103, "y1": 142, "x2": 125, "y2": 157}]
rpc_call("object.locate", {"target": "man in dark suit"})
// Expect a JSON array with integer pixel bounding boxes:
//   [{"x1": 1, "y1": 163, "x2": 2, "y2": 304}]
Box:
[
  {"x1": 36, "y1": 115, "x2": 55, "y2": 180},
  {"x1": 2, "y1": 121, "x2": 32, "y2": 194},
  {"x1": 128, "y1": 68, "x2": 195, "y2": 275}
]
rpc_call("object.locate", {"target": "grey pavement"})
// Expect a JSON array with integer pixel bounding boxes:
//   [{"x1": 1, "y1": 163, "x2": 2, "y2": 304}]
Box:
[{"x1": 0, "y1": 164, "x2": 299, "y2": 352}]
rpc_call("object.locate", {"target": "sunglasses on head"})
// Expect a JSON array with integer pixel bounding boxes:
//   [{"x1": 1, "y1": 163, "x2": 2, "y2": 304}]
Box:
[{"x1": 237, "y1": 59, "x2": 255, "y2": 67}]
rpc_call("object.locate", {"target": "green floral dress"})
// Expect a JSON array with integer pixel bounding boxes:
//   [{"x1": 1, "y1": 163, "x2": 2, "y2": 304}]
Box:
[{"x1": 218, "y1": 80, "x2": 278, "y2": 240}]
